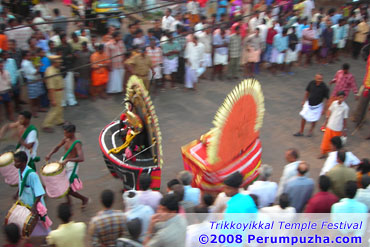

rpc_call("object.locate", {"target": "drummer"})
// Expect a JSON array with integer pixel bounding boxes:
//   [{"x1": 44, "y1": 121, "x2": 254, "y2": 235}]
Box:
[
  {"x1": 45, "y1": 123, "x2": 89, "y2": 207},
  {"x1": 0, "y1": 111, "x2": 40, "y2": 170},
  {"x1": 14, "y1": 151, "x2": 51, "y2": 236}
]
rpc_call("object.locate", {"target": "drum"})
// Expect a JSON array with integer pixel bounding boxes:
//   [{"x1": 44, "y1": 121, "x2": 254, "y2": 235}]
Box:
[
  {"x1": 5, "y1": 201, "x2": 38, "y2": 237},
  {"x1": 40, "y1": 162, "x2": 69, "y2": 198},
  {"x1": 0, "y1": 152, "x2": 19, "y2": 186}
]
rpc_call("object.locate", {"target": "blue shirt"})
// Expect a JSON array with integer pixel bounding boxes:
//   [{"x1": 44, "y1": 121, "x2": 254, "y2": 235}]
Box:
[
  {"x1": 183, "y1": 185, "x2": 201, "y2": 206},
  {"x1": 4, "y1": 58, "x2": 18, "y2": 86},
  {"x1": 331, "y1": 198, "x2": 368, "y2": 236},
  {"x1": 273, "y1": 34, "x2": 289, "y2": 52},
  {"x1": 284, "y1": 176, "x2": 314, "y2": 213},
  {"x1": 37, "y1": 39, "x2": 49, "y2": 52},
  {"x1": 144, "y1": 35, "x2": 160, "y2": 47},
  {"x1": 213, "y1": 34, "x2": 229, "y2": 55},
  {"x1": 331, "y1": 14, "x2": 343, "y2": 25},
  {"x1": 18, "y1": 166, "x2": 45, "y2": 208},
  {"x1": 40, "y1": 56, "x2": 51, "y2": 73},
  {"x1": 225, "y1": 193, "x2": 258, "y2": 213}
]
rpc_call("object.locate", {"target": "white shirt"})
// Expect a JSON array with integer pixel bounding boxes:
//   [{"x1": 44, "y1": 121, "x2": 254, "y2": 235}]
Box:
[
  {"x1": 277, "y1": 161, "x2": 302, "y2": 196},
  {"x1": 247, "y1": 180, "x2": 278, "y2": 208},
  {"x1": 355, "y1": 186, "x2": 370, "y2": 212},
  {"x1": 327, "y1": 100, "x2": 349, "y2": 131},
  {"x1": 33, "y1": 4, "x2": 52, "y2": 19},
  {"x1": 198, "y1": 32, "x2": 212, "y2": 53},
  {"x1": 320, "y1": 151, "x2": 361, "y2": 175},
  {"x1": 187, "y1": 1, "x2": 199, "y2": 14},
  {"x1": 162, "y1": 15, "x2": 175, "y2": 31},
  {"x1": 186, "y1": 222, "x2": 220, "y2": 247},
  {"x1": 185, "y1": 42, "x2": 205, "y2": 69},
  {"x1": 19, "y1": 129, "x2": 39, "y2": 161},
  {"x1": 303, "y1": 0, "x2": 315, "y2": 19},
  {"x1": 259, "y1": 205, "x2": 296, "y2": 213},
  {"x1": 257, "y1": 24, "x2": 268, "y2": 43},
  {"x1": 21, "y1": 60, "x2": 38, "y2": 81},
  {"x1": 170, "y1": 20, "x2": 182, "y2": 33},
  {"x1": 33, "y1": 16, "x2": 52, "y2": 34},
  {"x1": 50, "y1": 35, "x2": 61, "y2": 47},
  {"x1": 249, "y1": 17, "x2": 259, "y2": 32},
  {"x1": 194, "y1": 22, "x2": 204, "y2": 37}
]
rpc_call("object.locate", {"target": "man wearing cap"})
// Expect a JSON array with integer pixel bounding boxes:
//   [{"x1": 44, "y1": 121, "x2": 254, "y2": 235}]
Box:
[
  {"x1": 126, "y1": 47, "x2": 154, "y2": 90},
  {"x1": 42, "y1": 55, "x2": 64, "y2": 133},
  {"x1": 223, "y1": 172, "x2": 258, "y2": 213}
]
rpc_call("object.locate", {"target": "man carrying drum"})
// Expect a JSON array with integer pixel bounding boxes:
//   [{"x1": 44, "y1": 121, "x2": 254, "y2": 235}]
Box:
[
  {"x1": 45, "y1": 123, "x2": 89, "y2": 208},
  {"x1": 0, "y1": 111, "x2": 40, "y2": 170},
  {"x1": 13, "y1": 151, "x2": 51, "y2": 236}
]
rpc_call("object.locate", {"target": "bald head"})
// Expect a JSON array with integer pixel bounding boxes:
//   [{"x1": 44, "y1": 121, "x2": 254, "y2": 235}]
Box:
[
  {"x1": 297, "y1": 162, "x2": 309, "y2": 176},
  {"x1": 285, "y1": 148, "x2": 299, "y2": 163}
]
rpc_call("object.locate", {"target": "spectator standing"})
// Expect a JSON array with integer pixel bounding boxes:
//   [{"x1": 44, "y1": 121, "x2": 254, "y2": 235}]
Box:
[
  {"x1": 304, "y1": 175, "x2": 339, "y2": 213},
  {"x1": 126, "y1": 47, "x2": 153, "y2": 90},
  {"x1": 243, "y1": 27, "x2": 263, "y2": 77},
  {"x1": 162, "y1": 32, "x2": 180, "y2": 89},
  {"x1": 301, "y1": 22, "x2": 315, "y2": 66},
  {"x1": 319, "y1": 91, "x2": 349, "y2": 158},
  {"x1": 320, "y1": 21, "x2": 333, "y2": 64},
  {"x1": 75, "y1": 42, "x2": 91, "y2": 98},
  {"x1": 227, "y1": 26, "x2": 242, "y2": 80},
  {"x1": 353, "y1": 17, "x2": 369, "y2": 59},
  {"x1": 144, "y1": 194, "x2": 187, "y2": 247},
  {"x1": 52, "y1": 8, "x2": 68, "y2": 34},
  {"x1": 270, "y1": 29, "x2": 289, "y2": 74},
  {"x1": 0, "y1": 58, "x2": 14, "y2": 122},
  {"x1": 247, "y1": 164, "x2": 277, "y2": 208},
  {"x1": 187, "y1": 0, "x2": 200, "y2": 26},
  {"x1": 356, "y1": 159, "x2": 370, "y2": 188},
  {"x1": 332, "y1": 19, "x2": 348, "y2": 61},
  {"x1": 3, "y1": 51, "x2": 21, "y2": 112},
  {"x1": 89, "y1": 190, "x2": 127, "y2": 247},
  {"x1": 285, "y1": 26, "x2": 299, "y2": 74},
  {"x1": 162, "y1": 9, "x2": 175, "y2": 32},
  {"x1": 46, "y1": 203, "x2": 86, "y2": 247},
  {"x1": 175, "y1": 26, "x2": 187, "y2": 85},
  {"x1": 21, "y1": 51, "x2": 44, "y2": 118},
  {"x1": 283, "y1": 162, "x2": 314, "y2": 212},
  {"x1": 264, "y1": 21, "x2": 277, "y2": 62},
  {"x1": 32, "y1": 10, "x2": 51, "y2": 36},
  {"x1": 146, "y1": 39, "x2": 163, "y2": 93},
  {"x1": 59, "y1": 33, "x2": 78, "y2": 107},
  {"x1": 184, "y1": 36, "x2": 205, "y2": 90},
  {"x1": 137, "y1": 173, "x2": 163, "y2": 212},
  {"x1": 213, "y1": 29, "x2": 229, "y2": 80},
  {"x1": 123, "y1": 24, "x2": 136, "y2": 51},
  {"x1": 105, "y1": 31, "x2": 125, "y2": 94},
  {"x1": 90, "y1": 44, "x2": 109, "y2": 100},
  {"x1": 327, "y1": 150, "x2": 357, "y2": 198},
  {"x1": 198, "y1": 25, "x2": 212, "y2": 79},
  {"x1": 277, "y1": 148, "x2": 302, "y2": 195}
]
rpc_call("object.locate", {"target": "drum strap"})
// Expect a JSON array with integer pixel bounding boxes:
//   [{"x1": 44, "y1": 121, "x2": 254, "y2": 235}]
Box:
[
  {"x1": 16, "y1": 125, "x2": 38, "y2": 150},
  {"x1": 62, "y1": 140, "x2": 82, "y2": 184},
  {"x1": 19, "y1": 168, "x2": 35, "y2": 197}
]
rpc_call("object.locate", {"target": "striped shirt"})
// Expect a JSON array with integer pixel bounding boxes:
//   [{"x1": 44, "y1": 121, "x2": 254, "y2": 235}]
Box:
[
  {"x1": 104, "y1": 40, "x2": 125, "y2": 69},
  {"x1": 89, "y1": 210, "x2": 127, "y2": 247},
  {"x1": 146, "y1": 47, "x2": 163, "y2": 67}
]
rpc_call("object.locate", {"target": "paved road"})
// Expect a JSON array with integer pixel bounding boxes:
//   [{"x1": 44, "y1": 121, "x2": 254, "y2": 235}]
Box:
[{"x1": 0, "y1": 2, "x2": 369, "y2": 244}]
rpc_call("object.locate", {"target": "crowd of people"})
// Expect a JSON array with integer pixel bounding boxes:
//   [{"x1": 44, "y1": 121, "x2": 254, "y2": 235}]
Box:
[
  {"x1": 0, "y1": 0, "x2": 370, "y2": 246},
  {"x1": 0, "y1": 0, "x2": 369, "y2": 124}
]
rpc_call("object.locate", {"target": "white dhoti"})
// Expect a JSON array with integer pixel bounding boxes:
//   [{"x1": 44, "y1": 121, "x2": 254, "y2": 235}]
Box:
[
  {"x1": 270, "y1": 48, "x2": 285, "y2": 64},
  {"x1": 163, "y1": 57, "x2": 178, "y2": 75},
  {"x1": 62, "y1": 71, "x2": 77, "y2": 107},
  {"x1": 299, "y1": 101, "x2": 324, "y2": 122},
  {"x1": 203, "y1": 53, "x2": 212, "y2": 67},
  {"x1": 66, "y1": 161, "x2": 78, "y2": 180},
  {"x1": 285, "y1": 48, "x2": 298, "y2": 63},
  {"x1": 107, "y1": 68, "x2": 124, "y2": 93},
  {"x1": 149, "y1": 65, "x2": 162, "y2": 79},
  {"x1": 214, "y1": 53, "x2": 228, "y2": 65},
  {"x1": 185, "y1": 66, "x2": 198, "y2": 88}
]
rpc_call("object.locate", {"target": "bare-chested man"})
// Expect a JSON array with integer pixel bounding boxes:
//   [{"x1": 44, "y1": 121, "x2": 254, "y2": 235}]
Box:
[
  {"x1": 45, "y1": 123, "x2": 89, "y2": 207},
  {"x1": 0, "y1": 111, "x2": 39, "y2": 170}
]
